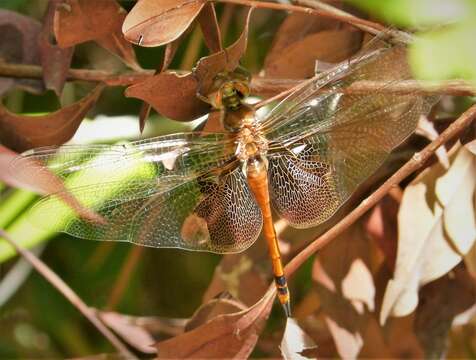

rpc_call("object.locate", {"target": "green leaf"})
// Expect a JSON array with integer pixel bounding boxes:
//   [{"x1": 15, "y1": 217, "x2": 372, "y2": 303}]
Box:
[
  {"x1": 347, "y1": 0, "x2": 473, "y2": 27},
  {"x1": 409, "y1": 23, "x2": 476, "y2": 84}
]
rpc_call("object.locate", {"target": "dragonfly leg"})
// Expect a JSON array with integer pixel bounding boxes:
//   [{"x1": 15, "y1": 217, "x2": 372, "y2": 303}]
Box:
[{"x1": 247, "y1": 156, "x2": 291, "y2": 317}]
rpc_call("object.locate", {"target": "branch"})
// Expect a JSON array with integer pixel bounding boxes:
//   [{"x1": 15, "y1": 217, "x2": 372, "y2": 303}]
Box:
[
  {"x1": 215, "y1": 0, "x2": 390, "y2": 37},
  {"x1": 0, "y1": 229, "x2": 137, "y2": 359},
  {"x1": 1, "y1": 62, "x2": 474, "y2": 98},
  {"x1": 293, "y1": 0, "x2": 412, "y2": 42},
  {"x1": 0, "y1": 62, "x2": 153, "y2": 86},
  {"x1": 252, "y1": 77, "x2": 476, "y2": 97},
  {"x1": 284, "y1": 104, "x2": 476, "y2": 277}
]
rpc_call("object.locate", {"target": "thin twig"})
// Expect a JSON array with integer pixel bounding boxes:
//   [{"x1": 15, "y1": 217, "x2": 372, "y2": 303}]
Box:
[
  {"x1": 0, "y1": 229, "x2": 137, "y2": 359},
  {"x1": 293, "y1": 0, "x2": 412, "y2": 43},
  {"x1": 252, "y1": 77, "x2": 476, "y2": 106},
  {"x1": 106, "y1": 246, "x2": 144, "y2": 310},
  {"x1": 0, "y1": 62, "x2": 474, "y2": 97},
  {"x1": 284, "y1": 104, "x2": 476, "y2": 277},
  {"x1": 215, "y1": 0, "x2": 387, "y2": 36},
  {"x1": 0, "y1": 62, "x2": 153, "y2": 86}
]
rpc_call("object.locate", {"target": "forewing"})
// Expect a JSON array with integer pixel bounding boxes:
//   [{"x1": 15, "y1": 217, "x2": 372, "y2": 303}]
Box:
[
  {"x1": 11, "y1": 132, "x2": 234, "y2": 192},
  {"x1": 265, "y1": 44, "x2": 438, "y2": 228},
  {"x1": 27, "y1": 167, "x2": 262, "y2": 254}
]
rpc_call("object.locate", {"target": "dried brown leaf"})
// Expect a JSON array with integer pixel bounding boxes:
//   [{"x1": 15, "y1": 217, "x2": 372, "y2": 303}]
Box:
[
  {"x1": 281, "y1": 318, "x2": 318, "y2": 360},
  {"x1": 359, "y1": 313, "x2": 423, "y2": 358},
  {"x1": 415, "y1": 264, "x2": 476, "y2": 358},
  {"x1": 39, "y1": 0, "x2": 74, "y2": 96},
  {"x1": 122, "y1": 0, "x2": 205, "y2": 47},
  {"x1": 265, "y1": 29, "x2": 363, "y2": 79},
  {"x1": 466, "y1": 139, "x2": 476, "y2": 155},
  {"x1": 155, "y1": 288, "x2": 274, "y2": 358},
  {"x1": 203, "y1": 253, "x2": 268, "y2": 307},
  {"x1": 0, "y1": 145, "x2": 46, "y2": 192},
  {"x1": 0, "y1": 10, "x2": 44, "y2": 95},
  {"x1": 311, "y1": 222, "x2": 380, "y2": 359},
  {"x1": 266, "y1": 9, "x2": 342, "y2": 61},
  {"x1": 381, "y1": 144, "x2": 476, "y2": 324},
  {"x1": 194, "y1": 7, "x2": 252, "y2": 96},
  {"x1": 138, "y1": 34, "x2": 184, "y2": 132},
  {"x1": 341, "y1": 259, "x2": 375, "y2": 314},
  {"x1": 54, "y1": 0, "x2": 139, "y2": 69},
  {"x1": 197, "y1": 2, "x2": 222, "y2": 53},
  {"x1": 8, "y1": 147, "x2": 105, "y2": 225},
  {"x1": 99, "y1": 311, "x2": 156, "y2": 354},
  {"x1": 465, "y1": 242, "x2": 476, "y2": 278},
  {"x1": 0, "y1": 84, "x2": 104, "y2": 152},
  {"x1": 201, "y1": 109, "x2": 225, "y2": 132},
  {"x1": 185, "y1": 295, "x2": 247, "y2": 331},
  {"x1": 325, "y1": 316, "x2": 363, "y2": 359},
  {"x1": 125, "y1": 71, "x2": 209, "y2": 122},
  {"x1": 365, "y1": 195, "x2": 399, "y2": 272}
]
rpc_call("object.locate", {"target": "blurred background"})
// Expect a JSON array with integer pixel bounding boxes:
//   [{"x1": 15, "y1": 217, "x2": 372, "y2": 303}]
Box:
[{"x1": 0, "y1": 0, "x2": 475, "y2": 358}]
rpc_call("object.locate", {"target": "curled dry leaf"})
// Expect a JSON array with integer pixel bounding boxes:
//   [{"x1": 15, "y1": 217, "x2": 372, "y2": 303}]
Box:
[
  {"x1": 100, "y1": 311, "x2": 187, "y2": 338},
  {"x1": 7, "y1": 148, "x2": 105, "y2": 224},
  {"x1": 0, "y1": 145, "x2": 68, "y2": 195},
  {"x1": 99, "y1": 310, "x2": 156, "y2": 354},
  {"x1": 138, "y1": 33, "x2": 184, "y2": 132},
  {"x1": 0, "y1": 83, "x2": 105, "y2": 152},
  {"x1": 39, "y1": 0, "x2": 74, "y2": 96},
  {"x1": 415, "y1": 263, "x2": 476, "y2": 358},
  {"x1": 128, "y1": 6, "x2": 250, "y2": 124},
  {"x1": 185, "y1": 295, "x2": 247, "y2": 331},
  {"x1": 194, "y1": 7, "x2": 253, "y2": 96},
  {"x1": 0, "y1": 145, "x2": 44, "y2": 192},
  {"x1": 281, "y1": 318, "x2": 318, "y2": 360},
  {"x1": 197, "y1": 2, "x2": 222, "y2": 53},
  {"x1": 54, "y1": 0, "x2": 139, "y2": 69},
  {"x1": 122, "y1": 0, "x2": 205, "y2": 47},
  {"x1": 0, "y1": 9, "x2": 44, "y2": 96},
  {"x1": 381, "y1": 144, "x2": 476, "y2": 324},
  {"x1": 265, "y1": 29, "x2": 363, "y2": 79},
  {"x1": 125, "y1": 71, "x2": 210, "y2": 122},
  {"x1": 156, "y1": 288, "x2": 274, "y2": 358}
]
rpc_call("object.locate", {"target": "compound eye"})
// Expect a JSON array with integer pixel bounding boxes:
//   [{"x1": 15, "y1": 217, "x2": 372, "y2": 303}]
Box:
[{"x1": 233, "y1": 81, "x2": 250, "y2": 98}]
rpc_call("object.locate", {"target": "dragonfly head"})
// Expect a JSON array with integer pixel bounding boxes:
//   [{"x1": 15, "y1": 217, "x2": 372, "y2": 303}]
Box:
[{"x1": 206, "y1": 66, "x2": 251, "y2": 112}]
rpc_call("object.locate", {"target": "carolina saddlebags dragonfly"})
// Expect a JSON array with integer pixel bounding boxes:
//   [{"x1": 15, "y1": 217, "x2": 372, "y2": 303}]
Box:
[{"x1": 12, "y1": 37, "x2": 438, "y2": 316}]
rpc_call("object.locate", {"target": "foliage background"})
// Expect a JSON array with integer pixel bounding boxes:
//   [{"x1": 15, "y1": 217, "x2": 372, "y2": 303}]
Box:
[{"x1": 0, "y1": 0, "x2": 475, "y2": 358}]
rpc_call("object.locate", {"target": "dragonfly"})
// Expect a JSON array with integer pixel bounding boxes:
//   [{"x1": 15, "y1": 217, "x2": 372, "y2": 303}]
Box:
[{"x1": 12, "y1": 36, "x2": 438, "y2": 316}]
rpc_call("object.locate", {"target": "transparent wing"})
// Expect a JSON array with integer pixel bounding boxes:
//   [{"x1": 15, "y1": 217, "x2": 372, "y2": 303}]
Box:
[
  {"x1": 11, "y1": 132, "x2": 235, "y2": 191},
  {"x1": 27, "y1": 167, "x2": 263, "y2": 254},
  {"x1": 264, "y1": 44, "x2": 438, "y2": 228}
]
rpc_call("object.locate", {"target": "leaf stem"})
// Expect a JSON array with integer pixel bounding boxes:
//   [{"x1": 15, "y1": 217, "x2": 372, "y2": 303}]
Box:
[
  {"x1": 0, "y1": 229, "x2": 137, "y2": 359},
  {"x1": 284, "y1": 104, "x2": 476, "y2": 277}
]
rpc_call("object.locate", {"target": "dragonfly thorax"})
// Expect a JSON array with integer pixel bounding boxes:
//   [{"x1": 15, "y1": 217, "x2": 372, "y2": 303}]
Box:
[{"x1": 236, "y1": 120, "x2": 268, "y2": 162}]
